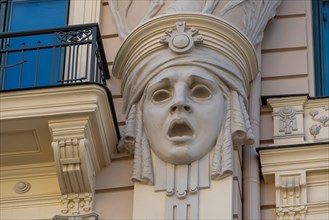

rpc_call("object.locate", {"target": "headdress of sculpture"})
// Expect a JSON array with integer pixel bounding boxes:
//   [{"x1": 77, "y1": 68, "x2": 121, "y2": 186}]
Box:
[{"x1": 112, "y1": 13, "x2": 258, "y2": 194}]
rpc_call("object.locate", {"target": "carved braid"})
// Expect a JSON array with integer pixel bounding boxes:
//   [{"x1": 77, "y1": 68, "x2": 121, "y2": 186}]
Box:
[
  {"x1": 132, "y1": 102, "x2": 154, "y2": 184},
  {"x1": 141, "y1": 132, "x2": 154, "y2": 184},
  {"x1": 211, "y1": 90, "x2": 254, "y2": 180},
  {"x1": 230, "y1": 91, "x2": 247, "y2": 145},
  {"x1": 132, "y1": 103, "x2": 143, "y2": 182},
  {"x1": 117, "y1": 104, "x2": 137, "y2": 153},
  {"x1": 211, "y1": 94, "x2": 233, "y2": 180},
  {"x1": 125, "y1": 104, "x2": 137, "y2": 140},
  {"x1": 211, "y1": 126, "x2": 223, "y2": 179},
  {"x1": 238, "y1": 95, "x2": 255, "y2": 145}
]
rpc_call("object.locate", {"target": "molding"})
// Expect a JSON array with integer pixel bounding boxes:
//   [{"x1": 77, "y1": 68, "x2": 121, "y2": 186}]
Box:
[
  {"x1": 0, "y1": 193, "x2": 62, "y2": 209},
  {"x1": 306, "y1": 202, "x2": 329, "y2": 215},
  {"x1": 53, "y1": 212, "x2": 98, "y2": 220},
  {"x1": 259, "y1": 143, "x2": 329, "y2": 180},
  {"x1": 305, "y1": 98, "x2": 329, "y2": 109},
  {"x1": 0, "y1": 162, "x2": 56, "y2": 179},
  {"x1": 0, "y1": 84, "x2": 119, "y2": 158},
  {"x1": 1, "y1": 84, "x2": 109, "y2": 119},
  {"x1": 260, "y1": 105, "x2": 273, "y2": 113},
  {"x1": 267, "y1": 96, "x2": 308, "y2": 109}
]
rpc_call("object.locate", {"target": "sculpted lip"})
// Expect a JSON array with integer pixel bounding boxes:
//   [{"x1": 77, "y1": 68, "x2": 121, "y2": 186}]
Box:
[{"x1": 167, "y1": 119, "x2": 194, "y2": 141}]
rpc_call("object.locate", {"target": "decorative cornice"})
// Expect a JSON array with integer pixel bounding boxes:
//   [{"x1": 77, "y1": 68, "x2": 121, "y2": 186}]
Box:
[
  {"x1": 267, "y1": 96, "x2": 308, "y2": 109},
  {"x1": 0, "y1": 84, "x2": 119, "y2": 159},
  {"x1": 0, "y1": 162, "x2": 56, "y2": 178},
  {"x1": 304, "y1": 98, "x2": 329, "y2": 109},
  {"x1": 259, "y1": 143, "x2": 329, "y2": 181}
]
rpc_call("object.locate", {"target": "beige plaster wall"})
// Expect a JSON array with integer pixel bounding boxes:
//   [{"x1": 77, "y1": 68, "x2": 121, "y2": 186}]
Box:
[
  {"x1": 261, "y1": 0, "x2": 314, "y2": 97},
  {"x1": 97, "y1": 1, "x2": 134, "y2": 218}
]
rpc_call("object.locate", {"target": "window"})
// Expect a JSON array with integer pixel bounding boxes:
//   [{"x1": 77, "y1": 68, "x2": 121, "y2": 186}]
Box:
[
  {"x1": 313, "y1": 0, "x2": 329, "y2": 96},
  {"x1": 0, "y1": 0, "x2": 69, "y2": 89}
]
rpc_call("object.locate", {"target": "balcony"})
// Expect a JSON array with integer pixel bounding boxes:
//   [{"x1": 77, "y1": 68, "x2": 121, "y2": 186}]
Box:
[
  {"x1": 0, "y1": 23, "x2": 110, "y2": 90},
  {"x1": 0, "y1": 24, "x2": 120, "y2": 219}
]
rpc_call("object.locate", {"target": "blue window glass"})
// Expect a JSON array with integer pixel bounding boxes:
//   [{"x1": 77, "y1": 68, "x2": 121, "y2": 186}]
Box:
[
  {"x1": 1, "y1": 0, "x2": 68, "y2": 89},
  {"x1": 322, "y1": 1, "x2": 329, "y2": 95},
  {"x1": 313, "y1": 0, "x2": 329, "y2": 96}
]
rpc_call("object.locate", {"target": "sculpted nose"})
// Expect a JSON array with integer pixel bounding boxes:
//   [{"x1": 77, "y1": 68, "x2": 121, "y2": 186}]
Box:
[{"x1": 169, "y1": 94, "x2": 192, "y2": 114}]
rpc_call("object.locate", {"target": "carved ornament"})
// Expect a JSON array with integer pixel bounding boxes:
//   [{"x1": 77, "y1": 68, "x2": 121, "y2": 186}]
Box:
[
  {"x1": 275, "y1": 171, "x2": 307, "y2": 220},
  {"x1": 112, "y1": 13, "x2": 259, "y2": 219},
  {"x1": 14, "y1": 181, "x2": 31, "y2": 194},
  {"x1": 309, "y1": 109, "x2": 329, "y2": 127},
  {"x1": 49, "y1": 118, "x2": 103, "y2": 217},
  {"x1": 60, "y1": 193, "x2": 93, "y2": 215},
  {"x1": 109, "y1": 1, "x2": 282, "y2": 218},
  {"x1": 108, "y1": 0, "x2": 282, "y2": 47},
  {"x1": 278, "y1": 106, "x2": 297, "y2": 134},
  {"x1": 160, "y1": 21, "x2": 203, "y2": 53}
]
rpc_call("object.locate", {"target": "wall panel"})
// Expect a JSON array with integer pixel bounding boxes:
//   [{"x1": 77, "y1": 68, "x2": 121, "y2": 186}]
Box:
[
  {"x1": 262, "y1": 17, "x2": 307, "y2": 50},
  {"x1": 276, "y1": 0, "x2": 306, "y2": 16},
  {"x1": 261, "y1": 50, "x2": 308, "y2": 78},
  {"x1": 261, "y1": 77, "x2": 309, "y2": 96},
  {"x1": 100, "y1": 3, "x2": 118, "y2": 36},
  {"x1": 260, "y1": 112, "x2": 273, "y2": 141},
  {"x1": 102, "y1": 37, "x2": 122, "y2": 63}
]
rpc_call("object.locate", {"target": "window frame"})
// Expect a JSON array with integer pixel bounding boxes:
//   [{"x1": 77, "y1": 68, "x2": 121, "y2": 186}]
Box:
[
  {"x1": 312, "y1": 0, "x2": 329, "y2": 96},
  {"x1": 0, "y1": 0, "x2": 70, "y2": 89}
]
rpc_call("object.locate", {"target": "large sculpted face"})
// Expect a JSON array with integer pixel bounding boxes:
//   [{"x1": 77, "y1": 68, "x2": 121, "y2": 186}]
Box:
[{"x1": 143, "y1": 66, "x2": 225, "y2": 164}]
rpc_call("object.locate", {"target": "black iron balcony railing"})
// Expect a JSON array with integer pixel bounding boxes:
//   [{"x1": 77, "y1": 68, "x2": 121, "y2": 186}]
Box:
[{"x1": 0, "y1": 23, "x2": 110, "y2": 90}]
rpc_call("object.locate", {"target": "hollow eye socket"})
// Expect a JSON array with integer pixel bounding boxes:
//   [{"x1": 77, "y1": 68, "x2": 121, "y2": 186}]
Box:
[
  {"x1": 190, "y1": 84, "x2": 212, "y2": 100},
  {"x1": 152, "y1": 89, "x2": 171, "y2": 102}
]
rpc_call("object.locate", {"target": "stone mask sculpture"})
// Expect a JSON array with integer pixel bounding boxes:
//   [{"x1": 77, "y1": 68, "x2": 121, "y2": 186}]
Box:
[
  {"x1": 143, "y1": 65, "x2": 225, "y2": 165},
  {"x1": 112, "y1": 13, "x2": 258, "y2": 186},
  {"x1": 109, "y1": 1, "x2": 282, "y2": 217},
  {"x1": 111, "y1": 12, "x2": 261, "y2": 219}
]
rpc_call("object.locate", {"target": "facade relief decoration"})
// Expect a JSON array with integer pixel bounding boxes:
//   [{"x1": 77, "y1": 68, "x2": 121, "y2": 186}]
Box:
[
  {"x1": 275, "y1": 171, "x2": 307, "y2": 220},
  {"x1": 309, "y1": 124, "x2": 321, "y2": 140},
  {"x1": 268, "y1": 97, "x2": 329, "y2": 145},
  {"x1": 61, "y1": 193, "x2": 93, "y2": 215},
  {"x1": 14, "y1": 181, "x2": 31, "y2": 194},
  {"x1": 267, "y1": 97, "x2": 308, "y2": 145},
  {"x1": 109, "y1": 0, "x2": 281, "y2": 219},
  {"x1": 309, "y1": 109, "x2": 329, "y2": 127},
  {"x1": 53, "y1": 212, "x2": 98, "y2": 220},
  {"x1": 113, "y1": 14, "x2": 258, "y2": 219},
  {"x1": 108, "y1": 0, "x2": 281, "y2": 48},
  {"x1": 278, "y1": 107, "x2": 297, "y2": 134},
  {"x1": 49, "y1": 118, "x2": 102, "y2": 219},
  {"x1": 308, "y1": 106, "x2": 329, "y2": 141}
]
